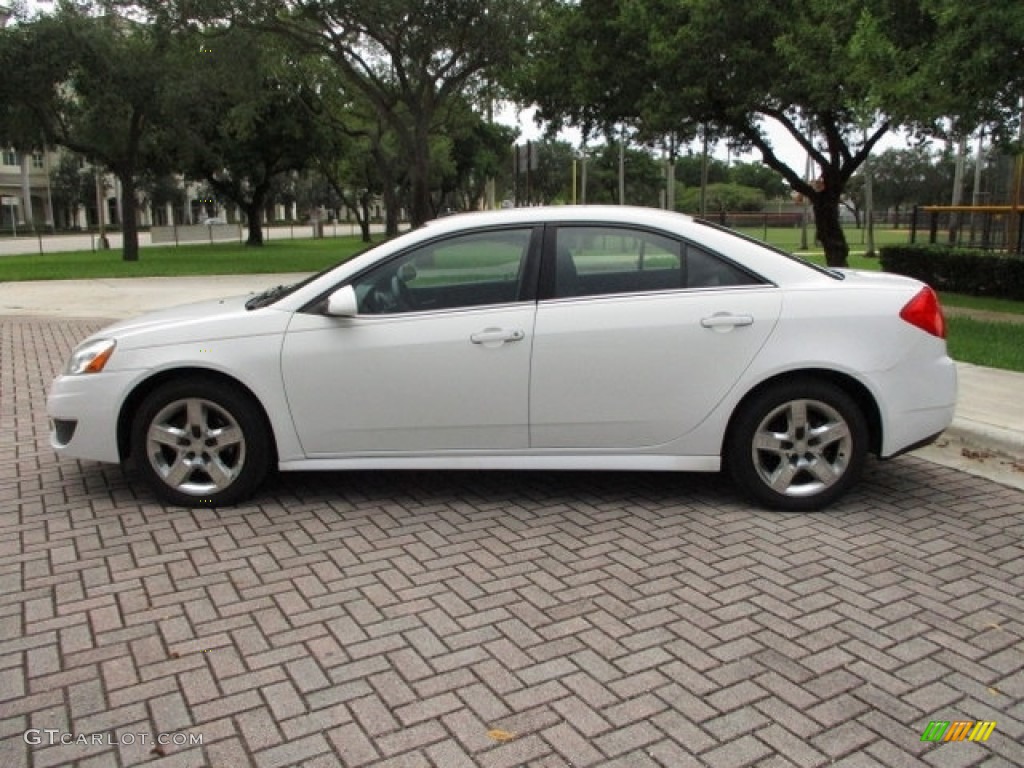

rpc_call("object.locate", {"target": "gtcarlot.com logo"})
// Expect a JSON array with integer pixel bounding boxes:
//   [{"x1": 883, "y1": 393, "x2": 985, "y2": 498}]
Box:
[
  {"x1": 921, "y1": 720, "x2": 997, "y2": 743},
  {"x1": 24, "y1": 729, "x2": 203, "y2": 747}
]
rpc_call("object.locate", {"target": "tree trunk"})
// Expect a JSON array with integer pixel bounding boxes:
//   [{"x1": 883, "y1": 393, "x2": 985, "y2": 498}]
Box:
[
  {"x1": 408, "y1": 126, "x2": 431, "y2": 227},
  {"x1": 382, "y1": 181, "x2": 400, "y2": 237},
  {"x1": 811, "y1": 189, "x2": 849, "y2": 268},
  {"x1": 243, "y1": 202, "x2": 264, "y2": 246},
  {"x1": 359, "y1": 191, "x2": 371, "y2": 242},
  {"x1": 119, "y1": 170, "x2": 140, "y2": 262}
]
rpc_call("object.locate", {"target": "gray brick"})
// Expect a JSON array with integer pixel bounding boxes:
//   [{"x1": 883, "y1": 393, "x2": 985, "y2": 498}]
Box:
[{"x1": 4, "y1": 316, "x2": 1024, "y2": 768}]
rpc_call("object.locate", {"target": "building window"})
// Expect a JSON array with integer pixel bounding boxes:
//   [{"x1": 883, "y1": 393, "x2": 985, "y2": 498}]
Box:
[
  {"x1": 2, "y1": 150, "x2": 17, "y2": 167},
  {"x1": 32, "y1": 152, "x2": 45, "y2": 169}
]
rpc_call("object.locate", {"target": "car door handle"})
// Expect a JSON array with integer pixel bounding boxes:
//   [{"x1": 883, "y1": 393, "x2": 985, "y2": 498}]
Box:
[
  {"x1": 470, "y1": 328, "x2": 525, "y2": 345},
  {"x1": 700, "y1": 313, "x2": 754, "y2": 329}
]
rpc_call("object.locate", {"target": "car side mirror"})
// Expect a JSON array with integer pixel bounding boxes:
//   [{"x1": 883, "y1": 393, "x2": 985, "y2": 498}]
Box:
[{"x1": 325, "y1": 285, "x2": 359, "y2": 317}]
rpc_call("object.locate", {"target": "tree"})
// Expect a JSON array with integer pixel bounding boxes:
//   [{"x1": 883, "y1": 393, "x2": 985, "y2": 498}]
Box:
[
  {"x1": 162, "y1": 25, "x2": 326, "y2": 246},
  {"x1": 677, "y1": 183, "x2": 765, "y2": 215},
  {"x1": 0, "y1": 4, "x2": 179, "y2": 260},
  {"x1": 512, "y1": 0, "x2": 1017, "y2": 267},
  {"x1": 581, "y1": 144, "x2": 664, "y2": 207},
  {"x1": 867, "y1": 146, "x2": 952, "y2": 226},
  {"x1": 137, "y1": 172, "x2": 187, "y2": 225},
  {"x1": 438, "y1": 104, "x2": 517, "y2": 212},
  {"x1": 729, "y1": 162, "x2": 788, "y2": 200},
  {"x1": 49, "y1": 152, "x2": 93, "y2": 230},
  {"x1": 128, "y1": 0, "x2": 539, "y2": 228}
]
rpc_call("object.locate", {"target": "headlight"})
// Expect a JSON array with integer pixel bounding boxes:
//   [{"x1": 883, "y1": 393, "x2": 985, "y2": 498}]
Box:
[{"x1": 64, "y1": 338, "x2": 117, "y2": 375}]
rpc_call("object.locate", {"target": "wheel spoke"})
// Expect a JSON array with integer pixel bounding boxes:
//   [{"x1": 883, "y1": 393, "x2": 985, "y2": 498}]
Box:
[
  {"x1": 753, "y1": 431, "x2": 787, "y2": 454},
  {"x1": 210, "y1": 425, "x2": 243, "y2": 449},
  {"x1": 162, "y1": 455, "x2": 193, "y2": 487},
  {"x1": 810, "y1": 420, "x2": 850, "y2": 448},
  {"x1": 807, "y1": 457, "x2": 842, "y2": 487},
  {"x1": 205, "y1": 456, "x2": 235, "y2": 489},
  {"x1": 149, "y1": 424, "x2": 185, "y2": 447},
  {"x1": 788, "y1": 401, "x2": 808, "y2": 434},
  {"x1": 186, "y1": 399, "x2": 206, "y2": 431},
  {"x1": 767, "y1": 461, "x2": 799, "y2": 493}
]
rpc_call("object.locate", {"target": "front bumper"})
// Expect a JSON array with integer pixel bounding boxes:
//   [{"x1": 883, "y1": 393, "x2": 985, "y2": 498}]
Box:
[{"x1": 47, "y1": 370, "x2": 139, "y2": 464}]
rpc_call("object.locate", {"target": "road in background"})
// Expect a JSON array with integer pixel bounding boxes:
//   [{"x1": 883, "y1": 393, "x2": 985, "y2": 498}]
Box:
[{"x1": 0, "y1": 221, "x2": 386, "y2": 256}]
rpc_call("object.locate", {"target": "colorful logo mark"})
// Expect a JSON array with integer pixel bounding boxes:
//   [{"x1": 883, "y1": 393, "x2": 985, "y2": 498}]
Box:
[{"x1": 921, "y1": 720, "x2": 996, "y2": 743}]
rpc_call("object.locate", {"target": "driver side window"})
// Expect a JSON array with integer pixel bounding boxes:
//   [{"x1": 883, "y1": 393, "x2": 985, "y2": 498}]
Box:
[{"x1": 353, "y1": 228, "x2": 533, "y2": 314}]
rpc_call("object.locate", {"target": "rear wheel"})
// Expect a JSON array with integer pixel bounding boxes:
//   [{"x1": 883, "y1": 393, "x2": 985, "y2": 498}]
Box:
[
  {"x1": 728, "y1": 379, "x2": 868, "y2": 511},
  {"x1": 130, "y1": 378, "x2": 271, "y2": 507}
]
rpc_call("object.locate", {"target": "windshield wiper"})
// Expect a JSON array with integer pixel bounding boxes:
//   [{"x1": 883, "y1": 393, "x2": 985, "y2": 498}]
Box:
[{"x1": 245, "y1": 284, "x2": 292, "y2": 310}]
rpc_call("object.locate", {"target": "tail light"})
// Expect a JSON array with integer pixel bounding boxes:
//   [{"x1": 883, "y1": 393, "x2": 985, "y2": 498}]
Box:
[{"x1": 899, "y1": 286, "x2": 946, "y2": 339}]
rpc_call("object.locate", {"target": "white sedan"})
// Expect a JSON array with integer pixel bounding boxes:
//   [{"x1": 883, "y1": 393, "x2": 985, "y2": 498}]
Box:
[{"x1": 48, "y1": 206, "x2": 956, "y2": 511}]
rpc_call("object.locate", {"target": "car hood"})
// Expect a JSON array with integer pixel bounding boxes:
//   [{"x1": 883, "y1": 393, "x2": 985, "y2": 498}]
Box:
[{"x1": 87, "y1": 295, "x2": 292, "y2": 349}]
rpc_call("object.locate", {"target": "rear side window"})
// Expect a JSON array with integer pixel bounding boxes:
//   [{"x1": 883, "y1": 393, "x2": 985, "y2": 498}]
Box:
[
  {"x1": 552, "y1": 226, "x2": 763, "y2": 299},
  {"x1": 554, "y1": 227, "x2": 681, "y2": 297},
  {"x1": 685, "y1": 244, "x2": 763, "y2": 288}
]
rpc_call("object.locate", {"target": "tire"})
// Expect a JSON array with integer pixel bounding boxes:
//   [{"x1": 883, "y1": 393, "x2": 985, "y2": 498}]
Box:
[
  {"x1": 727, "y1": 379, "x2": 868, "y2": 511},
  {"x1": 130, "y1": 378, "x2": 271, "y2": 507}
]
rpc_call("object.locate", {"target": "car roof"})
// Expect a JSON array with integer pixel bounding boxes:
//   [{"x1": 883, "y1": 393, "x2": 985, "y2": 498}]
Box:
[{"x1": 423, "y1": 205, "x2": 695, "y2": 232}]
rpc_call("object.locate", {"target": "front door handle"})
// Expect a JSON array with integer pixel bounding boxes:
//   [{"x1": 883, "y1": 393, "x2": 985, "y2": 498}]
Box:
[
  {"x1": 470, "y1": 327, "x2": 525, "y2": 345},
  {"x1": 701, "y1": 313, "x2": 754, "y2": 331}
]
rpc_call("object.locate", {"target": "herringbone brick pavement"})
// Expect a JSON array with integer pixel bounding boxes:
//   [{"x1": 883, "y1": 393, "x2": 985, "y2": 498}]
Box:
[{"x1": 1, "y1": 316, "x2": 1022, "y2": 767}]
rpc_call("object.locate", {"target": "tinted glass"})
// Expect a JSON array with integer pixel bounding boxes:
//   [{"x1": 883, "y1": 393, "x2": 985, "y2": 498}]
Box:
[{"x1": 354, "y1": 228, "x2": 532, "y2": 314}]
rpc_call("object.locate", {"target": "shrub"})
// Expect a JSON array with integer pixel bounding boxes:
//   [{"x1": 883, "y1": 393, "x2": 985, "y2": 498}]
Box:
[{"x1": 879, "y1": 244, "x2": 1024, "y2": 301}]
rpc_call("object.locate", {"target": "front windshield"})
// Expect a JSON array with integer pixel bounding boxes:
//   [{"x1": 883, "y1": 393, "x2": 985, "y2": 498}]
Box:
[{"x1": 244, "y1": 241, "x2": 383, "y2": 309}]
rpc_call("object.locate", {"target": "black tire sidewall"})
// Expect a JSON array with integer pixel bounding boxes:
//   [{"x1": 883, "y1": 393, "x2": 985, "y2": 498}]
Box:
[
  {"x1": 728, "y1": 379, "x2": 868, "y2": 512},
  {"x1": 130, "y1": 378, "x2": 270, "y2": 507}
]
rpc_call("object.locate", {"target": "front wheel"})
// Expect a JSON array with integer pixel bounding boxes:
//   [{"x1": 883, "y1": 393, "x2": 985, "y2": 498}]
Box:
[
  {"x1": 727, "y1": 380, "x2": 868, "y2": 511},
  {"x1": 130, "y1": 378, "x2": 271, "y2": 507}
]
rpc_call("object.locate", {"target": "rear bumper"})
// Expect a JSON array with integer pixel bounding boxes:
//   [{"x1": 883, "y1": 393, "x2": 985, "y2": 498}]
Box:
[
  {"x1": 871, "y1": 353, "x2": 957, "y2": 458},
  {"x1": 883, "y1": 430, "x2": 946, "y2": 459}
]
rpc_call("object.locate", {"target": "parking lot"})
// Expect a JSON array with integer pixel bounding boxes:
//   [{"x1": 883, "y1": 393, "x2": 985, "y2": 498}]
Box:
[{"x1": 2, "y1": 315, "x2": 1022, "y2": 767}]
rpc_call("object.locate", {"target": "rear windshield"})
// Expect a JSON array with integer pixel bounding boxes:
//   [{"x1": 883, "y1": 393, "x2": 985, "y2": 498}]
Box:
[{"x1": 693, "y1": 219, "x2": 844, "y2": 280}]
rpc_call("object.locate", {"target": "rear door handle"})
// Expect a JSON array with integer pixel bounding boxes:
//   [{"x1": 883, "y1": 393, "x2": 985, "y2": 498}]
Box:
[
  {"x1": 700, "y1": 313, "x2": 754, "y2": 330},
  {"x1": 470, "y1": 327, "x2": 525, "y2": 345}
]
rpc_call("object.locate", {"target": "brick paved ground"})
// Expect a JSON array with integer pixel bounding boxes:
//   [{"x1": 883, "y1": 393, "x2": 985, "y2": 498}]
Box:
[{"x1": 1, "y1": 316, "x2": 1022, "y2": 768}]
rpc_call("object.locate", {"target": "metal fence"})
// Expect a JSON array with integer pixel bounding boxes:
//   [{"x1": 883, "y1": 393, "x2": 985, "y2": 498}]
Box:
[{"x1": 910, "y1": 205, "x2": 1024, "y2": 255}]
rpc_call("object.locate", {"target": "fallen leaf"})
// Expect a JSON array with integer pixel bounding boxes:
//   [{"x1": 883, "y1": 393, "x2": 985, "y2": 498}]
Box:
[{"x1": 487, "y1": 729, "x2": 517, "y2": 742}]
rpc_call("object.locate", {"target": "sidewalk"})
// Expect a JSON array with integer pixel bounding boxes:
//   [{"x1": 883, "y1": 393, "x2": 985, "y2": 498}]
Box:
[{"x1": 2, "y1": 274, "x2": 1022, "y2": 490}]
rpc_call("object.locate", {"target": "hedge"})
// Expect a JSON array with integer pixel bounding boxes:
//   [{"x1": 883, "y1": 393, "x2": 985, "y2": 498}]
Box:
[{"x1": 879, "y1": 244, "x2": 1024, "y2": 301}]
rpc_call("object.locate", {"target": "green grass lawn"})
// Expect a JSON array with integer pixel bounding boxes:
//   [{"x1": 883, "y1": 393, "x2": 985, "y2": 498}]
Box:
[
  {"x1": 735, "y1": 224, "x2": 912, "y2": 255},
  {"x1": 946, "y1": 317, "x2": 1024, "y2": 372},
  {"x1": 3, "y1": 230, "x2": 1022, "y2": 372},
  {"x1": 938, "y1": 292, "x2": 1024, "y2": 316},
  {"x1": 0, "y1": 237, "x2": 370, "y2": 281}
]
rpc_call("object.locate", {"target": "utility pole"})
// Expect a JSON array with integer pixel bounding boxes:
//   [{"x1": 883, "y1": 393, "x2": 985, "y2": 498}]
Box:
[
  {"x1": 863, "y1": 129, "x2": 875, "y2": 257},
  {"x1": 580, "y1": 141, "x2": 588, "y2": 205},
  {"x1": 950, "y1": 135, "x2": 967, "y2": 244},
  {"x1": 618, "y1": 127, "x2": 626, "y2": 205},
  {"x1": 699, "y1": 128, "x2": 709, "y2": 218}
]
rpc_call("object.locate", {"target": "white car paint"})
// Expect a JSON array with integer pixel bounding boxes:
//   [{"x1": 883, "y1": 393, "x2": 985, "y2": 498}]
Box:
[
  {"x1": 281, "y1": 304, "x2": 536, "y2": 453},
  {"x1": 47, "y1": 206, "x2": 957, "y2": 510}
]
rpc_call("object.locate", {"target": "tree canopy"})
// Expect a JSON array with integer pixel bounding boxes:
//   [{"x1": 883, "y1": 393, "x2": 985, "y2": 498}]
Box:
[
  {"x1": 0, "y1": 4, "x2": 179, "y2": 259},
  {"x1": 510, "y1": 0, "x2": 1024, "y2": 266},
  {"x1": 160, "y1": 25, "x2": 327, "y2": 245},
  {"x1": 121, "y1": 0, "x2": 539, "y2": 228}
]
